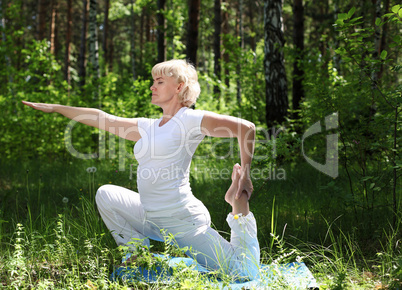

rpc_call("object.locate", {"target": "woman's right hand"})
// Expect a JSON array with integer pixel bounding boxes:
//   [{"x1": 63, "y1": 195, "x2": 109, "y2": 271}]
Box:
[{"x1": 22, "y1": 101, "x2": 56, "y2": 113}]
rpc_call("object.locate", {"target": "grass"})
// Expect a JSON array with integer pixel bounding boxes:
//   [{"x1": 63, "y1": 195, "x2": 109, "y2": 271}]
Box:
[{"x1": 0, "y1": 157, "x2": 401, "y2": 289}]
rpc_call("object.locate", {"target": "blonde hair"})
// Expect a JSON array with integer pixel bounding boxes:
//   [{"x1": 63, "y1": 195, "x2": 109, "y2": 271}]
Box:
[{"x1": 151, "y1": 59, "x2": 201, "y2": 107}]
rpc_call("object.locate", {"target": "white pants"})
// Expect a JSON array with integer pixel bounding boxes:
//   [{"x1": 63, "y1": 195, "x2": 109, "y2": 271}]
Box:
[{"x1": 96, "y1": 184, "x2": 260, "y2": 279}]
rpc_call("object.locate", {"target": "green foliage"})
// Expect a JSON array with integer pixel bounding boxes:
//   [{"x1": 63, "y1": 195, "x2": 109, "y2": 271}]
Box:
[
  {"x1": 300, "y1": 5, "x2": 402, "y2": 238},
  {"x1": 0, "y1": 1, "x2": 401, "y2": 288}
]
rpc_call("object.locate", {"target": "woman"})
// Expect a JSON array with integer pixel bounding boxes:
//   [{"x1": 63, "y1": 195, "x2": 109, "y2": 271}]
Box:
[{"x1": 22, "y1": 59, "x2": 260, "y2": 279}]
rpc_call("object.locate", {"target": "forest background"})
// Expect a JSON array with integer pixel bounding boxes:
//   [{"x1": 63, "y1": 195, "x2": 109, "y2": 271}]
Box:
[{"x1": 0, "y1": 0, "x2": 401, "y2": 288}]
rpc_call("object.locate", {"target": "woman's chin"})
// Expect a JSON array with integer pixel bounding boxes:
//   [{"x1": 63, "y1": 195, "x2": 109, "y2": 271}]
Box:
[{"x1": 151, "y1": 100, "x2": 162, "y2": 108}]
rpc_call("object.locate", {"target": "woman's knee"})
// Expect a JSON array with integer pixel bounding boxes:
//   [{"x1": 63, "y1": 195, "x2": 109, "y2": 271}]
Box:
[{"x1": 95, "y1": 184, "x2": 115, "y2": 207}]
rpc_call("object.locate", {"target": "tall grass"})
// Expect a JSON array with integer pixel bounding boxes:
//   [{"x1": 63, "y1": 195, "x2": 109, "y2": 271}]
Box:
[{"x1": 0, "y1": 157, "x2": 401, "y2": 288}]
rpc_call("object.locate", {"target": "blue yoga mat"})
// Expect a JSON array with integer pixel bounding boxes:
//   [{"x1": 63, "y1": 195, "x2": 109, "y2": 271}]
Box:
[{"x1": 111, "y1": 254, "x2": 319, "y2": 289}]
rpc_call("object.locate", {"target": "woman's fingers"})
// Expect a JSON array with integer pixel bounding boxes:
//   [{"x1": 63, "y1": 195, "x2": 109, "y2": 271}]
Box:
[{"x1": 22, "y1": 101, "x2": 54, "y2": 113}]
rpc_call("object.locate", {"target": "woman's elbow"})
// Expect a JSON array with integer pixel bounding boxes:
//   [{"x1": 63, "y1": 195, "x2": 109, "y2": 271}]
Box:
[
  {"x1": 244, "y1": 120, "x2": 256, "y2": 132},
  {"x1": 241, "y1": 120, "x2": 256, "y2": 138}
]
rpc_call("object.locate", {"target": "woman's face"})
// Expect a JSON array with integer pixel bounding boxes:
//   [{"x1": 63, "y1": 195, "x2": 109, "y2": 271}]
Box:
[{"x1": 150, "y1": 75, "x2": 182, "y2": 107}]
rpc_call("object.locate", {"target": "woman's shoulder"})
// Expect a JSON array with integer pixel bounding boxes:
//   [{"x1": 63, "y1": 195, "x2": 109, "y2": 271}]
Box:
[{"x1": 181, "y1": 107, "x2": 208, "y2": 118}]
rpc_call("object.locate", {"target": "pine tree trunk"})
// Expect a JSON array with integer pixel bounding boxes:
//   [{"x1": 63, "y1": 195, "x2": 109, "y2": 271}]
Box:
[
  {"x1": 140, "y1": 7, "x2": 145, "y2": 67},
  {"x1": 263, "y1": 0, "x2": 288, "y2": 127},
  {"x1": 248, "y1": 0, "x2": 256, "y2": 53},
  {"x1": 186, "y1": 0, "x2": 200, "y2": 66},
  {"x1": 0, "y1": 0, "x2": 13, "y2": 85},
  {"x1": 37, "y1": 0, "x2": 47, "y2": 40},
  {"x1": 167, "y1": 0, "x2": 175, "y2": 59},
  {"x1": 145, "y1": 7, "x2": 151, "y2": 42},
  {"x1": 64, "y1": 0, "x2": 72, "y2": 83},
  {"x1": 222, "y1": 0, "x2": 229, "y2": 88},
  {"x1": 292, "y1": 0, "x2": 304, "y2": 116},
  {"x1": 108, "y1": 25, "x2": 114, "y2": 72},
  {"x1": 88, "y1": 0, "x2": 100, "y2": 100},
  {"x1": 333, "y1": 0, "x2": 341, "y2": 73},
  {"x1": 102, "y1": 0, "x2": 110, "y2": 74},
  {"x1": 213, "y1": 0, "x2": 221, "y2": 98},
  {"x1": 157, "y1": 0, "x2": 166, "y2": 63},
  {"x1": 49, "y1": 0, "x2": 58, "y2": 55},
  {"x1": 236, "y1": 0, "x2": 243, "y2": 104},
  {"x1": 130, "y1": 0, "x2": 136, "y2": 80},
  {"x1": 79, "y1": 0, "x2": 89, "y2": 88},
  {"x1": 16, "y1": 0, "x2": 25, "y2": 71}
]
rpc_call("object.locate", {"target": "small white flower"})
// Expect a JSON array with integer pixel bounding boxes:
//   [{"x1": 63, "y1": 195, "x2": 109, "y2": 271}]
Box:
[{"x1": 62, "y1": 197, "x2": 69, "y2": 204}]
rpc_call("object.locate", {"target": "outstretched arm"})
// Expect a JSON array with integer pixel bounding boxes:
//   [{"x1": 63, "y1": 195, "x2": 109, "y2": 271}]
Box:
[
  {"x1": 22, "y1": 101, "x2": 141, "y2": 142},
  {"x1": 201, "y1": 111, "x2": 255, "y2": 200}
]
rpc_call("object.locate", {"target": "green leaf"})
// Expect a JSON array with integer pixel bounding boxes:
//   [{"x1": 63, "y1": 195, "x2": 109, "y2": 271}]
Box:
[
  {"x1": 338, "y1": 13, "x2": 348, "y2": 20},
  {"x1": 391, "y1": 4, "x2": 400, "y2": 14},
  {"x1": 348, "y1": 7, "x2": 356, "y2": 18},
  {"x1": 335, "y1": 19, "x2": 344, "y2": 26},
  {"x1": 384, "y1": 12, "x2": 395, "y2": 18},
  {"x1": 399, "y1": 8, "x2": 402, "y2": 18},
  {"x1": 335, "y1": 47, "x2": 346, "y2": 55},
  {"x1": 380, "y1": 50, "x2": 388, "y2": 60},
  {"x1": 375, "y1": 18, "x2": 381, "y2": 26}
]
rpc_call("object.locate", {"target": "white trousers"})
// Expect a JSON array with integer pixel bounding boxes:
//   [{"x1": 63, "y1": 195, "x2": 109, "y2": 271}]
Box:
[{"x1": 96, "y1": 184, "x2": 260, "y2": 279}]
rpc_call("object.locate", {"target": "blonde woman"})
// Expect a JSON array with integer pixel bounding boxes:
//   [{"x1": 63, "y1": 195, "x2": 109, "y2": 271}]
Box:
[{"x1": 23, "y1": 59, "x2": 260, "y2": 279}]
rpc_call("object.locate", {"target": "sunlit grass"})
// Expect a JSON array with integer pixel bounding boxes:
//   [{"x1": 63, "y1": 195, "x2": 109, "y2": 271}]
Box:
[{"x1": 0, "y1": 158, "x2": 400, "y2": 288}]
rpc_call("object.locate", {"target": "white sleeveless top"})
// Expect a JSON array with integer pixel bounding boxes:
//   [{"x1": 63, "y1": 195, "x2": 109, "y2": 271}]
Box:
[{"x1": 134, "y1": 107, "x2": 205, "y2": 211}]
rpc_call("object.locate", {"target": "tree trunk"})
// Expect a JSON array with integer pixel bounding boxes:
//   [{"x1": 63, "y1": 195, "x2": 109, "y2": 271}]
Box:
[
  {"x1": 236, "y1": 0, "x2": 244, "y2": 104},
  {"x1": 167, "y1": 0, "x2": 175, "y2": 59},
  {"x1": 186, "y1": 0, "x2": 200, "y2": 66},
  {"x1": 64, "y1": 0, "x2": 72, "y2": 83},
  {"x1": 15, "y1": 0, "x2": 25, "y2": 71},
  {"x1": 102, "y1": 0, "x2": 110, "y2": 74},
  {"x1": 108, "y1": 25, "x2": 114, "y2": 73},
  {"x1": 37, "y1": 0, "x2": 47, "y2": 40},
  {"x1": 145, "y1": 7, "x2": 151, "y2": 42},
  {"x1": 222, "y1": 0, "x2": 229, "y2": 88},
  {"x1": 0, "y1": 0, "x2": 13, "y2": 85},
  {"x1": 130, "y1": 0, "x2": 136, "y2": 80},
  {"x1": 88, "y1": 0, "x2": 100, "y2": 100},
  {"x1": 292, "y1": 0, "x2": 304, "y2": 117},
  {"x1": 213, "y1": 0, "x2": 221, "y2": 98},
  {"x1": 157, "y1": 0, "x2": 166, "y2": 63},
  {"x1": 263, "y1": 0, "x2": 288, "y2": 127},
  {"x1": 79, "y1": 0, "x2": 89, "y2": 88},
  {"x1": 333, "y1": 0, "x2": 341, "y2": 73},
  {"x1": 140, "y1": 7, "x2": 145, "y2": 68},
  {"x1": 49, "y1": 0, "x2": 58, "y2": 55},
  {"x1": 248, "y1": 0, "x2": 256, "y2": 53}
]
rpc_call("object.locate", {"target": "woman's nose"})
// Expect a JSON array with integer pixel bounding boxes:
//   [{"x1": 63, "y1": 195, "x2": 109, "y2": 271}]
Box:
[{"x1": 150, "y1": 84, "x2": 155, "y2": 91}]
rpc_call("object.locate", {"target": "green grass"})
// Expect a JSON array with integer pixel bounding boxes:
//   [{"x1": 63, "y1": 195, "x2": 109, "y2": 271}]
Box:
[{"x1": 0, "y1": 157, "x2": 401, "y2": 289}]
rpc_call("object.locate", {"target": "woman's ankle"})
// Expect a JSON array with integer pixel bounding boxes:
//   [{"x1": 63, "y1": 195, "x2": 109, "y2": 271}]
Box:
[{"x1": 232, "y1": 191, "x2": 249, "y2": 216}]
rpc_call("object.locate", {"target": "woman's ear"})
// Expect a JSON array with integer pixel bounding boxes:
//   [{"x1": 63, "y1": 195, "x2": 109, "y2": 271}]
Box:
[{"x1": 177, "y1": 82, "x2": 184, "y2": 92}]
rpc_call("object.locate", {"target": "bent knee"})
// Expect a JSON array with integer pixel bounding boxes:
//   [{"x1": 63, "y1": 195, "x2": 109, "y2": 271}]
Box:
[{"x1": 95, "y1": 184, "x2": 114, "y2": 206}]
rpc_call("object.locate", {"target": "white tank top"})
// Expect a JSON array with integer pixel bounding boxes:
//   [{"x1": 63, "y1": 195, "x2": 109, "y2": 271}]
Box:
[{"x1": 134, "y1": 107, "x2": 205, "y2": 211}]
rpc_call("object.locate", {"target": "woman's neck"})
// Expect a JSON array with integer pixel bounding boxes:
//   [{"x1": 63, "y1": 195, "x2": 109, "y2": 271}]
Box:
[{"x1": 160, "y1": 104, "x2": 185, "y2": 126}]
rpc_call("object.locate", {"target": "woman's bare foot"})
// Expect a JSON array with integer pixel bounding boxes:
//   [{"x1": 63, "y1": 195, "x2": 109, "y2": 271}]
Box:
[{"x1": 225, "y1": 163, "x2": 241, "y2": 206}]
